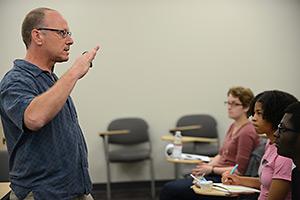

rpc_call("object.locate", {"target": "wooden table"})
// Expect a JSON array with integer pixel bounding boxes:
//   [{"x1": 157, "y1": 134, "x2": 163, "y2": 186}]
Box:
[
  {"x1": 192, "y1": 184, "x2": 259, "y2": 197},
  {"x1": 167, "y1": 158, "x2": 203, "y2": 164},
  {"x1": 191, "y1": 185, "x2": 237, "y2": 197},
  {"x1": 0, "y1": 182, "x2": 10, "y2": 199}
]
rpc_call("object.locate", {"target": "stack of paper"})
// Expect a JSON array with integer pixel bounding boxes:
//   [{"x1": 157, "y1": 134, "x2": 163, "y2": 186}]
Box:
[
  {"x1": 212, "y1": 183, "x2": 260, "y2": 194},
  {"x1": 181, "y1": 153, "x2": 211, "y2": 162}
]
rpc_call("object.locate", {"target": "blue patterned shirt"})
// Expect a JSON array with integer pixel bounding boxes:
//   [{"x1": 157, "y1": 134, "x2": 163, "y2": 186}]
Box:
[{"x1": 0, "y1": 59, "x2": 92, "y2": 200}]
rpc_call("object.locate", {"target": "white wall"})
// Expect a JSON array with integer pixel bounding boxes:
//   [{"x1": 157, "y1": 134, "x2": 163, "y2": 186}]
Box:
[{"x1": 1, "y1": 0, "x2": 300, "y2": 183}]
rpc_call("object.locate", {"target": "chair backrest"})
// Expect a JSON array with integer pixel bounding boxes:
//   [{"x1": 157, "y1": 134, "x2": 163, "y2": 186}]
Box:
[
  {"x1": 108, "y1": 118, "x2": 149, "y2": 145},
  {"x1": 244, "y1": 137, "x2": 267, "y2": 177},
  {"x1": 0, "y1": 150, "x2": 9, "y2": 182},
  {"x1": 176, "y1": 114, "x2": 218, "y2": 138},
  {"x1": 236, "y1": 137, "x2": 267, "y2": 200}
]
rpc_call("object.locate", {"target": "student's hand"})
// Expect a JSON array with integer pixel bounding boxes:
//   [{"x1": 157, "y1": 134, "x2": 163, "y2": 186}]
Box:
[
  {"x1": 191, "y1": 164, "x2": 212, "y2": 176},
  {"x1": 221, "y1": 171, "x2": 241, "y2": 185}
]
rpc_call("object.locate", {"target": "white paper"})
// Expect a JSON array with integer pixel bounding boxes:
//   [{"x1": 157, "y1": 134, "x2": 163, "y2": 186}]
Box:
[
  {"x1": 181, "y1": 153, "x2": 211, "y2": 162},
  {"x1": 165, "y1": 144, "x2": 211, "y2": 162},
  {"x1": 213, "y1": 183, "x2": 260, "y2": 194}
]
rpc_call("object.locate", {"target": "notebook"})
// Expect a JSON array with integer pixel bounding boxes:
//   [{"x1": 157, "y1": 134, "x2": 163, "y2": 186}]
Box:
[{"x1": 212, "y1": 183, "x2": 260, "y2": 194}]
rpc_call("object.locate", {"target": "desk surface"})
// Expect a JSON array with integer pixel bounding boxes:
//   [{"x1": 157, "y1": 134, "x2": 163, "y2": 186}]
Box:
[
  {"x1": 0, "y1": 182, "x2": 10, "y2": 199},
  {"x1": 161, "y1": 135, "x2": 218, "y2": 143},
  {"x1": 192, "y1": 185, "x2": 237, "y2": 197},
  {"x1": 167, "y1": 158, "x2": 202, "y2": 164}
]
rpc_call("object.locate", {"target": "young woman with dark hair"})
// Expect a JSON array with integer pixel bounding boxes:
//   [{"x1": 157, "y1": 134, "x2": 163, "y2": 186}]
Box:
[{"x1": 222, "y1": 90, "x2": 298, "y2": 200}]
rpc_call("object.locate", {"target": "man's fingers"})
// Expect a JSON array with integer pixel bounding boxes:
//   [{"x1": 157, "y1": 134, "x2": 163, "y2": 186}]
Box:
[
  {"x1": 82, "y1": 46, "x2": 100, "y2": 68},
  {"x1": 93, "y1": 45, "x2": 100, "y2": 52}
]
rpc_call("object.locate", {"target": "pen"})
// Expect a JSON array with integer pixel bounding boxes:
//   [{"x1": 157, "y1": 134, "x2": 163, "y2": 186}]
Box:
[
  {"x1": 230, "y1": 164, "x2": 239, "y2": 174},
  {"x1": 190, "y1": 174, "x2": 201, "y2": 183},
  {"x1": 223, "y1": 164, "x2": 239, "y2": 183},
  {"x1": 190, "y1": 173, "x2": 206, "y2": 182}
]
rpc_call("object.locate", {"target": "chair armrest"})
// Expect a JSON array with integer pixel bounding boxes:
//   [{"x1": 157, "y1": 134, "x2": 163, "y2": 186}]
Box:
[
  {"x1": 0, "y1": 182, "x2": 11, "y2": 199},
  {"x1": 99, "y1": 130, "x2": 129, "y2": 137},
  {"x1": 169, "y1": 125, "x2": 202, "y2": 133},
  {"x1": 184, "y1": 136, "x2": 218, "y2": 143},
  {"x1": 161, "y1": 135, "x2": 218, "y2": 143},
  {"x1": 166, "y1": 158, "x2": 203, "y2": 164}
]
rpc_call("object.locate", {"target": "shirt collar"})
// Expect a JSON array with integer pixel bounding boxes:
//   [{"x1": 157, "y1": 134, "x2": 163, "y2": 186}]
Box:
[{"x1": 13, "y1": 59, "x2": 52, "y2": 77}]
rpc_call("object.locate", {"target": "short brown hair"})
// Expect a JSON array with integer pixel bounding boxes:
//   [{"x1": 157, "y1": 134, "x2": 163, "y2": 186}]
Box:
[
  {"x1": 227, "y1": 86, "x2": 254, "y2": 109},
  {"x1": 21, "y1": 7, "x2": 54, "y2": 49}
]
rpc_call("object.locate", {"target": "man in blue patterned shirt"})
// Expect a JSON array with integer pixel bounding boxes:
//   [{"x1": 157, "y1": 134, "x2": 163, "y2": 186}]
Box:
[{"x1": 0, "y1": 7, "x2": 99, "y2": 200}]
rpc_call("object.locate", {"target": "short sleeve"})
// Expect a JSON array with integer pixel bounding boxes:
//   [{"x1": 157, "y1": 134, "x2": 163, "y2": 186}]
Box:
[
  {"x1": 1, "y1": 77, "x2": 37, "y2": 131},
  {"x1": 273, "y1": 155, "x2": 293, "y2": 182}
]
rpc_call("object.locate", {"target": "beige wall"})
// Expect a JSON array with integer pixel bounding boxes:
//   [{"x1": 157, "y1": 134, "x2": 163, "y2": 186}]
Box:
[{"x1": 0, "y1": 0, "x2": 300, "y2": 183}]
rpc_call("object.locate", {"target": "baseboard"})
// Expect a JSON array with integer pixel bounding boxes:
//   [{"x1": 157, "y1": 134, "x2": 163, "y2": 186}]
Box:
[{"x1": 92, "y1": 179, "x2": 172, "y2": 191}]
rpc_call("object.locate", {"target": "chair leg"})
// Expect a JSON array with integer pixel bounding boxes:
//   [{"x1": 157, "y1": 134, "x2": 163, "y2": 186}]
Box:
[
  {"x1": 149, "y1": 158, "x2": 155, "y2": 199},
  {"x1": 106, "y1": 162, "x2": 111, "y2": 200},
  {"x1": 103, "y1": 135, "x2": 111, "y2": 200}
]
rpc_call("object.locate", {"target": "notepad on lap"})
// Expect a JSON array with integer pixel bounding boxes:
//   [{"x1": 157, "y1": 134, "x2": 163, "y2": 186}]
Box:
[
  {"x1": 212, "y1": 183, "x2": 260, "y2": 194},
  {"x1": 181, "y1": 153, "x2": 211, "y2": 162}
]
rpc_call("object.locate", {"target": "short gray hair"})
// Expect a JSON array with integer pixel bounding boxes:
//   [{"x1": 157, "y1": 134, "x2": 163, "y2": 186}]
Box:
[{"x1": 21, "y1": 7, "x2": 54, "y2": 49}]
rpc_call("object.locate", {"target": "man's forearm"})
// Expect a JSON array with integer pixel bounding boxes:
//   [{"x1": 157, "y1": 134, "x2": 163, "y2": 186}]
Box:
[{"x1": 24, "y1": 70, "x2": 78, "y2": 131}]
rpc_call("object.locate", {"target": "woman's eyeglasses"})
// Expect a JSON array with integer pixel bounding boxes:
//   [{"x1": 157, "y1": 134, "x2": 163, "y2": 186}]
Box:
[{"x1": 224, "y1": 101, "x2": 243, "y2": 107}]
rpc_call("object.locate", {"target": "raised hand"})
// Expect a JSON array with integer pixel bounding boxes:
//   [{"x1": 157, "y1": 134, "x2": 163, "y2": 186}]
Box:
[{"x1": 71, "y1": 46, "x2": 100, "y2": 79}]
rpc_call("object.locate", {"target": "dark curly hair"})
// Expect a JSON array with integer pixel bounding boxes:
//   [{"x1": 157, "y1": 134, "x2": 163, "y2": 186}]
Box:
[
  {"x1": 284, "y1": 101, "x2": 300, "y2": 132},
  {"x1": 249, "y1": 90, "x2": 298, "y2": 130}
]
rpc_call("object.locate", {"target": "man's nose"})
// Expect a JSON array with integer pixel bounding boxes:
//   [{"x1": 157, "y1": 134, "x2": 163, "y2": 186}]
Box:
[{"x1": 66, "y1": 36, "x2": 74, "y2": 45}]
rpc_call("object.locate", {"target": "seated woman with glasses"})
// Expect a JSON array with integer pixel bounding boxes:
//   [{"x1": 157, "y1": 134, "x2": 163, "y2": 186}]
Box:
[
  {"x1": 222, "y1": 90, "x2": 298, "y2": 200},
  {"x1": 160, "y1": 86, "x2": 260, "y2": 200}
]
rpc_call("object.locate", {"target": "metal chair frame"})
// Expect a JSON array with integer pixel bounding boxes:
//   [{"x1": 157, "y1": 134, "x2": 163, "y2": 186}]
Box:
[{"x1": 99, "y1": 118, "x2": 155, "y2": 200}]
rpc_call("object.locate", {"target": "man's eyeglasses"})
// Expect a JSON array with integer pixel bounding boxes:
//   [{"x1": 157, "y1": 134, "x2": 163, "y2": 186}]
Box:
[
  {"x1": 224, "y1": 101, "x2": 243, "y2": 107},
  {"x1": 37, "y1": 28, "x2": 72, "y2": 38},
  {"x1": 277, "y1": 123, "x2": 297, "y2": 134}
]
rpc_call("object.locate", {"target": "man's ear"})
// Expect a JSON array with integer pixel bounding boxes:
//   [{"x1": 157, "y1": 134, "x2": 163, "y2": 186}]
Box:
[{"x1": 31, "y1": 29, "x2": 43, "y2": 46}]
